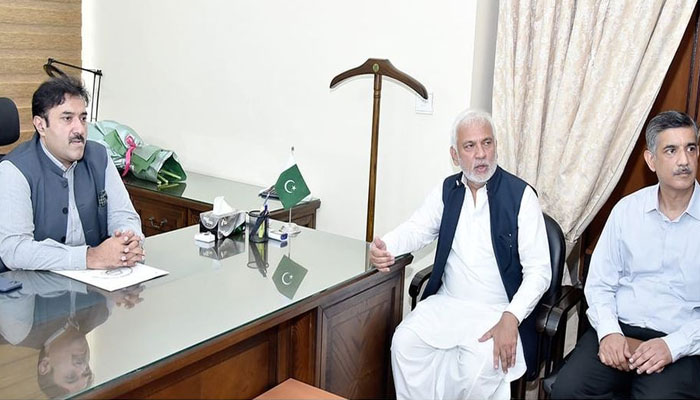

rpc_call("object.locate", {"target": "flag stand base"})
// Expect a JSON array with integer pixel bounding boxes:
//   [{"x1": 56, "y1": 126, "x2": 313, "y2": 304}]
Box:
[
  {"x1": 280, "y1": 222, "x2": 301, "y2": 236},
  {"x1": 281, "y1": 208, "x2": 301, "y2": 236}
]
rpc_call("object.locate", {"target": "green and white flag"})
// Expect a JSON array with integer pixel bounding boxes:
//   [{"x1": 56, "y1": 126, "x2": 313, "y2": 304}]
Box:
[{"x1": 274, "y1": 156, "x2": 310, "y2": 209}]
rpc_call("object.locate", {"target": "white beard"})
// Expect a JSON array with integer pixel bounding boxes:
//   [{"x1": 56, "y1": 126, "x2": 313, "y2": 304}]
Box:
[{"x1": 462, "y1": 153, "x2": 498, "y2": 184}]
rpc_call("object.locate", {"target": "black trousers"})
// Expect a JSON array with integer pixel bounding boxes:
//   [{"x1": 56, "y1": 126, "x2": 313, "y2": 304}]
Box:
[{"x1": 551, "y1": 323, "x2": 700, "y2": 399}]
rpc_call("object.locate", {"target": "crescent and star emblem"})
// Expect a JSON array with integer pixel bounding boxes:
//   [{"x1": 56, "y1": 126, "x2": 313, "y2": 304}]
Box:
[
  {"x1": 284, "y1": 179, "x2": 296, "y2": 193},
  {"x1": 281, "y1": 272, "x2": 293, "y2": 285}
]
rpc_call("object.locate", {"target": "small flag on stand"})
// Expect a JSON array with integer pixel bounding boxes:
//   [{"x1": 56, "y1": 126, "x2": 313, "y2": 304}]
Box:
[{"x1": 274, "y1": 154, "x2": 310, "y2": 209}]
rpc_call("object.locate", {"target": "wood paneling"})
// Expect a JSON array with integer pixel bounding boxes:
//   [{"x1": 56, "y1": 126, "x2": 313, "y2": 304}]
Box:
[
  {"x1": 139, "y1": 330, "x2": 278, "y2": 399},
  {"x1": 0, "y1": 2, "x2": 81, "y2": 26},
  {"x1": 319, "y1": 274, "x2": 403, "y2": 399},
  {"x1": 0, "y1": 0, "x2": 81, "y2": 154},
  {"x1": 0, "y1": 345, "x2": 41, "y2": 400}
]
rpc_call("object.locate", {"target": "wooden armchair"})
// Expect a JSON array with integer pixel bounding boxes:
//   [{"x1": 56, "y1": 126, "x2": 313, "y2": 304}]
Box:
[{"x1": 407, "y1": 213, "x2": 584, "y2": 399}]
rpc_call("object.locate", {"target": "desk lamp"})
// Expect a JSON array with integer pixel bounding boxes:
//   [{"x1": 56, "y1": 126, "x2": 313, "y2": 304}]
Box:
[{"x1": 43, "y1": 58, "x2": 103, "y2": 122}]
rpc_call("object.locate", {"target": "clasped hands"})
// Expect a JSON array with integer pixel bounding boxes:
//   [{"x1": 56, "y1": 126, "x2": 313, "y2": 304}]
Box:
[
  {"x1": 86, "y1": 230, "x2": 145, "y2": 269},
  {"x1": 598, "y1": 333, "x2": 672, "y2": 374}
]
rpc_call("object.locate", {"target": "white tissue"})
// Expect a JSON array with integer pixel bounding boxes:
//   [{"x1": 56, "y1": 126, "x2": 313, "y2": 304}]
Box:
[{"x1": 212, "y1": 196, "x2": 234, "y2": 216}]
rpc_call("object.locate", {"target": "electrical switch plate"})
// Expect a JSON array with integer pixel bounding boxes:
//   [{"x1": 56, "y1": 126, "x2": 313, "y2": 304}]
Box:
[{"x1": 415, "y1": 92, "x2": 434, "y2": 114}]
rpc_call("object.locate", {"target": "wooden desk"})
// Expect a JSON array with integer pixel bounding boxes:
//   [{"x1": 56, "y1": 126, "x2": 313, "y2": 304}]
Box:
[
  {"x1": 123, "y1": 172, "x2": 321, "y2": 236},
  {"x1": 0, "y1": 224, "x2": 411, "y2": 399}
]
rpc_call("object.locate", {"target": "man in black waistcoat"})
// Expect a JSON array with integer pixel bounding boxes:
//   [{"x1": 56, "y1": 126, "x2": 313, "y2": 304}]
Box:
[{"x1": 370, "y1": 109, "x2": 551, "y2": 399}]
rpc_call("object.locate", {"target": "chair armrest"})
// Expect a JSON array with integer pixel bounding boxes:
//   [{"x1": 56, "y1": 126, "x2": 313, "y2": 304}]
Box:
[
  {"x1": 408, "y1": 264, "x2": 433, "y2": 310},
  {"x1": 536, "y1": 284, "x2": 584, "y2": 337}
]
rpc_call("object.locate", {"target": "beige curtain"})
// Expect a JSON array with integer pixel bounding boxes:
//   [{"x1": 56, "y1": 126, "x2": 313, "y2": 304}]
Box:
[{"x1": 492, "y1": 0, "x2": 695, "y2": 247}]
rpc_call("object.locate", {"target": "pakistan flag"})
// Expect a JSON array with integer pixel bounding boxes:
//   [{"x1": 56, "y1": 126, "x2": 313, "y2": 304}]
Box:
[{"x1": 274, "y1": 163, "x2": 310, "y2": 209}]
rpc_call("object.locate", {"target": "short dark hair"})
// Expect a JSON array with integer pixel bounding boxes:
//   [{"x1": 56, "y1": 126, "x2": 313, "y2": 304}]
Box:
[
  {"x1": 645, "y1": 110, "x2": 699, "y2": 153},
  {"x1": 32, "y1": 76, "x2": 89, "y2": 126}
]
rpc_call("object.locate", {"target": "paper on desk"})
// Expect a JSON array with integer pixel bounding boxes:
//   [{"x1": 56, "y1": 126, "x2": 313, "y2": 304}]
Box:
[{"x1": 52, "y1": 263, "x2": 168, "y2": 292}]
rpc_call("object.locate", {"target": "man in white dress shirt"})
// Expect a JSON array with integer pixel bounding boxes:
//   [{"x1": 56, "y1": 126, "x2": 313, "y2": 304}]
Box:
[
  {"x1": 370, "y1": 109, "x2": 551, "y2": 399},
  {"x1": 552, "y1": 110, "x2": 700, "y2": 398}
]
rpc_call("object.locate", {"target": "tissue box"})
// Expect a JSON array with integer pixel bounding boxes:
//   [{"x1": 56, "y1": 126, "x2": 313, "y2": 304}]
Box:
[{"x1": 199, "y1": 210, "x2": 246, "y2": 239}]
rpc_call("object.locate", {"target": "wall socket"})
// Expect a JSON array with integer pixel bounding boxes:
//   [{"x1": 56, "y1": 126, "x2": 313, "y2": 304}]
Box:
[{"x1": 415, "y1": 92, "x2": 434, "y2": 114}]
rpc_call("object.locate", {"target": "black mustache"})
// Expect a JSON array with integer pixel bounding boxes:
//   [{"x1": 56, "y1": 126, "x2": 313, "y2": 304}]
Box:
[{"x1": 69, "y1": 135, "x2": 85, "y2": 143}]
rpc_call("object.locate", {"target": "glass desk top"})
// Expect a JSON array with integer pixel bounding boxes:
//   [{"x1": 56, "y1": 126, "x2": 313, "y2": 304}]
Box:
[{"x1": 0, "y1": 223, "x2": 371, "y2": 399}]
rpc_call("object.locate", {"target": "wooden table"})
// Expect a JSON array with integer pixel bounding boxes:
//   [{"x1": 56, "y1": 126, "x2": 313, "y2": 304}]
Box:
[{"x1": 0, "y1": 223, "x2": 411, "y2": 399}]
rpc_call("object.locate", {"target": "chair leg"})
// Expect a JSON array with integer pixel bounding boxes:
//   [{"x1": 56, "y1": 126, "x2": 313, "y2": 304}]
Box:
[
  {"x1": 510, "y1": 377, "x2": 527, "y2": 400},
  {"x1": 538, "y1": 378, "x2": 550, "y2": 400}
]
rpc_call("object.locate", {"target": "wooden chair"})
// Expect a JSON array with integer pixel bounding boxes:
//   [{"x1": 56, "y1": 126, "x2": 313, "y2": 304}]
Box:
[{"x1": 408, "y1": 213, "x2": 584, "y2": 399}]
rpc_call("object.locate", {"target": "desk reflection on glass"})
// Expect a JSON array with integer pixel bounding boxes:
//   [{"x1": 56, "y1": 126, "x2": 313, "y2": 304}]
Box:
[
  {"x1": 272, "y1": 255, "x2": 308, "y2": 300},
  {"x1": 246, "y1": 240, "x2": 308, "y2": 300},
  {"x1": 0, "y1": 272, "x2": 144, "y2": 399},
  {"x1": 198, "y1": 235, "x2": 245, "y2": 261}
]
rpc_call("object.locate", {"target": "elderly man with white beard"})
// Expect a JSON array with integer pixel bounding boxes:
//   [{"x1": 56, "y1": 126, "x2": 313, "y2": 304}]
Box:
[{"x1": 370, "y1": 109, "x2": 551, "y2": 399}]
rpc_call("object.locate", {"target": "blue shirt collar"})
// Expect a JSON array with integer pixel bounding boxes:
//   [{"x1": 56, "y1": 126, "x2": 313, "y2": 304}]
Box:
[
  {"x1": 645, "y1": 181, "x2": 700, "y2": 221},
  {"x1": 686, "y1": 181, "x2": 700, "y2": 220}
]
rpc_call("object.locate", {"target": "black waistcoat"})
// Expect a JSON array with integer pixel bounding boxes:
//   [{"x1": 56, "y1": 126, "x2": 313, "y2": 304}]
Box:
[{"x1": 422, "y1": 166, "x2": 540, "y2": 376}]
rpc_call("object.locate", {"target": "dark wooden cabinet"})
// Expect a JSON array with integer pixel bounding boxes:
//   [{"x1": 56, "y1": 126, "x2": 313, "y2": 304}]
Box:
[
  {"x1": 132, "y1": 196, "x2": 189, "y2": 236},
  {"x1": 125, "y1": 184, "x2": 211, "y2": 237},
  {"x1": 124, "y1": 175, "x2": 321, "y2": 237}
]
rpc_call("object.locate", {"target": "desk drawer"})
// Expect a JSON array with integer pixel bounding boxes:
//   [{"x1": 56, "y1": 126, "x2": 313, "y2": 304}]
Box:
[{"x1": 132, "y1": 198, "x2": 187, "y2": 236}]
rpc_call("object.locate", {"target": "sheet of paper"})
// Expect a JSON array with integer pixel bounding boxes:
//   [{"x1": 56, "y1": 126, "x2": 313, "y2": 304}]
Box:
[{"x1": 52, "y1": 263, "x2": 168, "y2": 292}]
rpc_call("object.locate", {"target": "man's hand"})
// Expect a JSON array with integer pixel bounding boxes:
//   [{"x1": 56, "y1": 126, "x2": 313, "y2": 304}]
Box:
[
  {"x1": 598, "y1": 333, "x2": 631, "y2": 371},
  {"x1": 86, "y1": 231, "x2": 145, "y2": 269},
  {"x1": 626, "y1": 337, "x2": 642, "y2": 353},
  {"x1": 479, "y1": 312, "x2": 519, "y2": 373},
  {"x1": 629, "y1": 338, "x2": 672, "y2": 374},
  {"x1": 369, "y1": 237, "x2": 394, "y2": 272},
  {"x1": 114, "y1": 230, "x2": 142, "y2": 246}
]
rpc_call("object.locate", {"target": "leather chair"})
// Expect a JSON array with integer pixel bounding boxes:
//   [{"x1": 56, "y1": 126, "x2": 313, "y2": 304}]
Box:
[
  {"x1": 0, "y1": 97, "x2": 21, "y2": 160},
  {"x1": 540, "y1": 251, "x2": 592, "y2": 397},
  {"x1": 408, "y1": 213, "x2": 584, "y2": 399}
]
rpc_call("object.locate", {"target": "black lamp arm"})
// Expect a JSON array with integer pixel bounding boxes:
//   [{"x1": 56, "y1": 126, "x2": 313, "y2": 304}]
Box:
[{"x1": 46, "y1": 58, "x2": 102, "y2": 76}]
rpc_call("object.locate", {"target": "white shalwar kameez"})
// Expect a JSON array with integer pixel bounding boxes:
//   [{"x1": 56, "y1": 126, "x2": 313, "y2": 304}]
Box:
[{"x1": 383, "y1": 177, "x2": 551, "y2": 400}]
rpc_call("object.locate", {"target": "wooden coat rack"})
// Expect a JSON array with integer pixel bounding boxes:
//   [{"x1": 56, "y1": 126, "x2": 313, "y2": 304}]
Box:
[{"x1": 330, "y1": 59, "x2": 428, "y2": 242}]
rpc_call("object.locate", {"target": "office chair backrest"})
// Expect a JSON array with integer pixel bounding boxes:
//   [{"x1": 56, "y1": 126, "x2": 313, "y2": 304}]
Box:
[
  {"x1": 0, "y1": 97, "x2": 21, "y2": 159},
  {"x1": 542, "y1": 213, "x2": 566, "y2": 305}
]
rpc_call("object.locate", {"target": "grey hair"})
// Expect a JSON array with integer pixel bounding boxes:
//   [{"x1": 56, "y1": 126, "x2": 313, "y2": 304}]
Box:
[
  {"x1": 646, "y1": 110, "x2": 698, "y2": 153},
  {"x1": 450, "y1": 109, "x2": 496, "y2": 148}
]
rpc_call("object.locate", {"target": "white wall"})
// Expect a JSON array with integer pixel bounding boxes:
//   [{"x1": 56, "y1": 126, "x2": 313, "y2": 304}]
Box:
[{"x1": 83, "y1": 0, "x2": 497, "y2": 242}]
